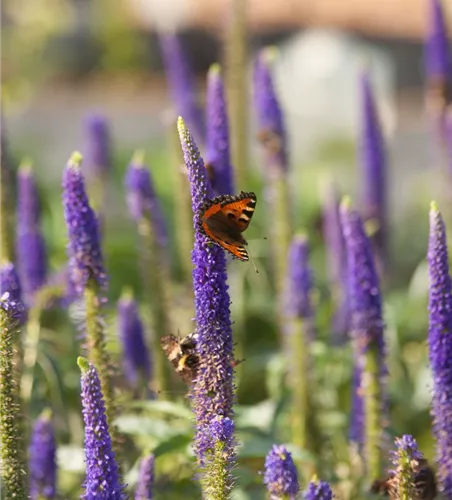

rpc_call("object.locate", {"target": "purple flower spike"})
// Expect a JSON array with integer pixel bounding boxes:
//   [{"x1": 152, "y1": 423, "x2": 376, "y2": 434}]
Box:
[
  {"x1": 29, "y1": 409, "x2": 57, "y2": 500},
  {"x1": 78, "y1": 357, "x2": 125, "y2": 500},
  {"x1": 205, "y1": 64, "x2": 234, "y2": 196},
  {"x1": 303, "y1": 478, "x2": 333, "y2": 500},
  {"x1": 264, "y1": 445, "x2": 299, "y2": 499},
  {"x1": 135, "y1": 454, "x2": 154, "y2": 500},
  {"x1": 349, "y1": 363, "x2": 364, "y2": 445},
  {"x1": 254, "y1": 47, "x2": 288, "y2": 172},
  {"x1": 117, "y1": 289, "x2": 151, "y2": 386},
  {"x1": 427, "y1": 201, "x2": 452, "y2": 495},
  {"x1": 124, "y1": 151, "x2": 167, "y2": 247},
  {"x1": 159, "y1": 33, "x2": 204, "y2": 143},
  {"x1": 425, "y1": 0, "x2": 452, "y2": 83},
  {"x1": 62, "y1": 152, "x2": 107, "y2": 294},
  {"x1": 359, "y1": 72, "x2": 387, "y2": 263},
  {"x1": 17, "y1": 162, "x2": 47, "y2": 301},
  {"x1": 177, "y1": 117, "x2": 235, "y2": 482},
  {"x1": 1, "y1": 262, "x2": 22, "y2": 302},
  {"x1": 83, "y1": 114, "x2": 112, "y2": 177},
  {"x1": 285, "y1": 234, "x2": 314, "y2": 321}
]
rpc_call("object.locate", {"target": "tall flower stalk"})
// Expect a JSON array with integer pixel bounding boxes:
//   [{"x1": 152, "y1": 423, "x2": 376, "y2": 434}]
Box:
[
  {"x1": 0, "y1": 293, "x2": 28, "y2": 499},
  {"x1": 135, "y1": 454, "x2": 155, "y2": 500},
  {"x1": 427, "y1": 201, "x2": 452, "y2": 495},
  {"x1": 359, "y1": 72, "x2": 387, "y2": 269},
  {"x1": 159, "y1": 33, "x2": 204, "y2": 144},
  {"x1": 205, "y1": 64, "x2": 235, "y2": 196},
  {"x1": 284, "y1": 234, "x2": 315, "y2": 449},
  {"x1": 254, "y1": 47, "x2": 293, "y2": 322},
  {"x1": 28, "y1": 409, "x2": 57, "y2": 500},
  {"x1": 16, "y1": 160, "x2": 47, "y2": 303},
  {"x1": 178, "y1": 117, "x2": 236, "y2": 498},
  {"x1": 264, "y1": 444, "x2": 299, "y2": 500},
  {"x1": 340, "y1": 197, "x2": 387, "y2": 483},
  {"x1": 125, "y1": 151, "x2": 171, "y2": 395},
  {"x1": 78, "y1": 357, "x2": 125, "y2": 499},
  {"x1": 321, "y1": 179, "x2": 349, "y2": 340},
  {"x1": 82, "y1": 114, "x2": 112, "y2": 223},
  {"x1": 62, "y1": 152, "x2": 119, "y2": 451}
]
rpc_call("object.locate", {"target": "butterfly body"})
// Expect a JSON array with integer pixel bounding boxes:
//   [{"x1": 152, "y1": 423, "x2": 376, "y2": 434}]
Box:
[{"x1": 198, "y1": 191, "x2": 257, "y2": 261}]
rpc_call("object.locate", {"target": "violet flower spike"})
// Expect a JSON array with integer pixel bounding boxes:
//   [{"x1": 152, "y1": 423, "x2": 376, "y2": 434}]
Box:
[
  {"x1": 117, "y1": 289, "x2": 151, "y2": 387},
  {"x1": 83, "y1": 114, "x2": 112, "y2": 177},
  {"x1": 427, "y1": 201, "x2": 452, "y2": 495},
  {"x1": 177, "y1": 117, "x2": 236, "y2": 495},
  {"x1": 253, "y1": 47, "x2": 288, "y2": 172},
  {"x1": 359, "y1": 72, "x2": 387, "y2": 264},
  {"x1": 425, "y1": 0, "x2": 452, "y2": 85},
  {"x1": 29, "y1": 409, "x2": 57, "y2": 500},
  {"x1": 205, "y1": 64, "x2": 235, "y2": 195},
  {"x1": 135, "y1": 454, "x2": 154, "y2": 500},
  {"x1": 264, "y1": 445, "x2": 299, "y2": 499},
  {"x1": 62, "y1": 151, "x2": 107, "y2": 295},
  {"x1": 124, "y1": 150, "x2": 168, "y2": 248},
  {"x1": 1, "y1": 262, "x2": 22, "y2": 303},
  {"x1": 159, "y1": 33, "x2": 204, "y2": 143},
  {"x1": 17, "y1": 162, "x2": 47, "y2": 301},
  {"x1": 78, "y1": 357, "x2": 125, "y2": 500},
  {"x1": 303, "y1": 478, "x2": 333, "y2": 500}
]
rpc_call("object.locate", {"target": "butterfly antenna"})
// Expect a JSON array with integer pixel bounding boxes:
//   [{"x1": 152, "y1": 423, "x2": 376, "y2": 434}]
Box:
[{"x1": 247, "y1": 248, "x2": 259, "y2": 274}]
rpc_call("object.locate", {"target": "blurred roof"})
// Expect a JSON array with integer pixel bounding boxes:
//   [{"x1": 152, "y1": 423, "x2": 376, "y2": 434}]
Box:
[{"x1": 129, "y1": 0, "x2": 451, "y2": 40}]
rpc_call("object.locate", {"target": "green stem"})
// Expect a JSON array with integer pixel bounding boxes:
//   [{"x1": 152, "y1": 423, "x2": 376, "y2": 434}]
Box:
[
  {"x1": 363, "y1": 346, "x2": 383, "y2": 483},
  {"x1": 0, "y1": 304, "x2": 28, "y2": 499},
  {"x1": 0, "y1": 163, "x2": 15, "y2": 263},
  {"x1": 225, "y1": 0, "x2": 248, "y2": 188},
  {"x1": 138, "y1": 217, "x2": 172, "y2": 396},
  {"x1": 84, "y1": 279, "x2": 120, "y2": 452},
  {"x1": 202, "y1": 441, "x2": 231, "y2": 500}
]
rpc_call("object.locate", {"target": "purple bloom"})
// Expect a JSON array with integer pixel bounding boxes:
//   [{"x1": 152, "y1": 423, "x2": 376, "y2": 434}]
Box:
[
  {"x1": 62, "y1": 152, "x2": 107, "y2": 294},
  {"x1": 197, "y1": 416, "x2": 235, "y2": 458},
  {"x1": 204, "y1": 64, "x2": 234, "y2": 196},
  {"x1": 349, "y1": 363, "x2": 364, "y2": 445},
  {"x1": 359, "y1": 72, "x2": 387, "y2": 262},
  {"x1": 135, "y1": 454, "x2": 154, "y2": 500},
  {"x1": 427, "y1": 201, "x2": 452, "y2": 494},
  {"x1": 17, "y1": 164, "x2": 47, "y2": 301},
  {"x1": 391, "y1": 435, "x2": 423, "y2": 465},
  {"x1": 254, "y1": 48, "x2": 288, "y2": 172},
  {"x1": 285, "y1": 234, "x2": 314, "y2": 321},
  {"x1": 177, "y1": 118, "x2": 235, "y2": 473},
  {"x1": 159, "y1": 33, "x2": 204, "y2": 144},
  {"x1": 1, "y1": 262, "x2": 22, "y2": 302},
  {"x1": 425, "y1": 0, "x2": 452, "y2": 83},
  {"x1": 322, "y1": 180, "x2": 349, "y2": 337},
  {"x1": 28, "y1": 410, "x2": 57, "y2": 500},
  {"x1": 264, "y1": 445, "x2": 299, "y2": 499},
  {"x1": 303, "y1": 479, "x2": 333, "y2": 500},
  {"x1": 117, "y1": 290, "x2": 151, "y2": 386},
  {"x1": 78, "y1": 357, "x2": 125, "y2": 499},
  {"x1": 340, "y1": 198, "x2": 386, "y2": 452},
  {"x1": 83, "y1": 114, "x2": 112, "y2": 177},
  {"x1": 124, "y1": 151, "x2": 167, "y2": 247}
]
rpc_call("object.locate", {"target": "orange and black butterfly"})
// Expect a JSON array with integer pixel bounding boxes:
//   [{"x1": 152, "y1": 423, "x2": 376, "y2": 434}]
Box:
[{"x1": 197, "y1": 191, "x2": 257, "y2": 261}]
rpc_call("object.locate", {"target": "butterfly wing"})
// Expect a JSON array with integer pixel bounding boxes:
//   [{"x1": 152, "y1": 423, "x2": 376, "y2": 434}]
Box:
[
  {"x1": 161, "y1": 334, "x2": 199, "y2": 385},
  {"x1": 199, "y1": 191, "x2": 257, "y2": 261}
]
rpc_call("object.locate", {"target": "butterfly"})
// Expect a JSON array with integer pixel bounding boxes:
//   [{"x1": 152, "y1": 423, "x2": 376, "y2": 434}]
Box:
[{"x1": 197, "y1": 191, "x2": 257, "y2": 261}]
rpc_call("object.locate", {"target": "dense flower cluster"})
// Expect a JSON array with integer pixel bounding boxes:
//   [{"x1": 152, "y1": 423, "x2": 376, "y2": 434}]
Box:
[
  {"x1": 303, "y1": 479, "x2": 333, "y2": 500},
  {"x1": 264, "y1": 445, "x2": 299, "y2": 499}
]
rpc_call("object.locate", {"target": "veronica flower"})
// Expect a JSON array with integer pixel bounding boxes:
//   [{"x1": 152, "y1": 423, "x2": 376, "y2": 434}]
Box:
[
  {"x1": 117, "y1": 289, "x2": 151, "y2": 387},
  {"x1": 1, "y1": 262, "x2": 26, "y2": 324},
  {"x1": 29, "y1": 409, "x2": 57, "y2": 500},
  {"x1": 340, "y1": 197, "x2": 387, "y2": 481},
  {"x1": 83, "y1": 114, "x2": 112, "y2": 177},
  {"x1": 359, "y1": 72, "x2": 387, "y2": 266},
  {"x1": 253, "y1": 47, "x2": 288, "y2": 173},
  {"x1": 264, "y1": 445, "x2": 299, "y2": 499},
  {"x1": 17, "y1": 162, "x2": 47, "y2": 302},
  {"x1": 78, "y1": 357, "x2": 125, "y2": 500},
  {"x1": 322, "y1": 180, "x2": 349, "y2": 339},
  {"x1": 425, "y1": 0, "x2": 452, "y2": 118},
  {"x1": 159, "y1": 33, "x2": 204, "y2": 143},
  {"x1": 0, "y1": 293, "x2": 28, "y2": 498},
  {"x1": 205, "y1": 64, "x2": 234, "y2": 196},
  {"x1": 303, "y1": 478, "x2": 333, "y2": 500},
  {"x1": 135, "y1": 454, "x2": 155, "y2": 500},
  {"x1": 177, "y1": 117, "x2": 235, "y2": 498},
  {"x1": 427, "y1": 201, "x2": 452, "y2": 495}
]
